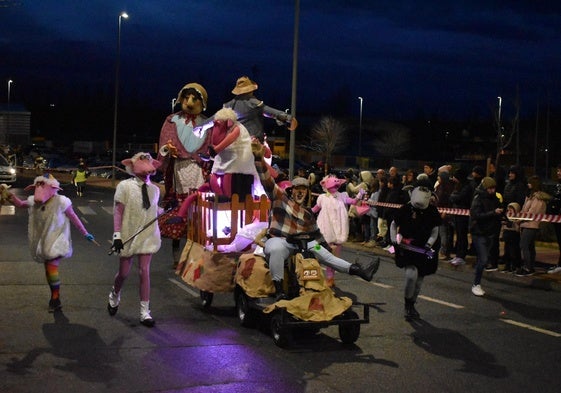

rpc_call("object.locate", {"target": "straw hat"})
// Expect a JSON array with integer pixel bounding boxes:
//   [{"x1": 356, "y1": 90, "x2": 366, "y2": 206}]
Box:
[{"x1": 231, "y1": 76, "x2": 258, "y2": 95}]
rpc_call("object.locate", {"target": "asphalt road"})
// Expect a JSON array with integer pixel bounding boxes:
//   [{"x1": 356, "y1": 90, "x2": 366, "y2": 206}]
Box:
[{"x1": 1, "y1": 182, "x2": 561, "y2": 392}]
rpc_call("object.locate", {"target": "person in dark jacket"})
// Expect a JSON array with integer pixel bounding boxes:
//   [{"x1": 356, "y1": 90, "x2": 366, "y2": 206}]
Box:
[
  {"x1": 469, "y1": 177, "x2": 504, "y2": 296},
  {"x1": 449, "y1": 168, "x2": 473, "y2": 266},
  {"x1": 503, "y1": 165, "x2": 527, "y2": 208},
  {"x1": 547, "y1": 164, "x2": 561, "y2": 274}
]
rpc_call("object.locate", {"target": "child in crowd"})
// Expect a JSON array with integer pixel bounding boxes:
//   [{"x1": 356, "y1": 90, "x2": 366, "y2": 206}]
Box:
[{"x1": 501, "y1": 202, "x2": 521, "y2": 273}]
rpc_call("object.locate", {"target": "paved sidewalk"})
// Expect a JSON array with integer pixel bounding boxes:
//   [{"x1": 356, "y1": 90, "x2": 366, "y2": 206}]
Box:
[{"x1": 344, "y1": 240, "x2": 561, "y2": 292}]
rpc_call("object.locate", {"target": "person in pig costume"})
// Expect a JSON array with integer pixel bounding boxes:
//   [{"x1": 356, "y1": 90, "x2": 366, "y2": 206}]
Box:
[
  {"x1": 107, "y1": 152, "x2": 162, "y2": 327},
  {"x1": 311, "y1": 175, "x2": 364, "y2": 287},
  {"x1": 0, "y1": 174, "x2": 96, "y2": 312}
]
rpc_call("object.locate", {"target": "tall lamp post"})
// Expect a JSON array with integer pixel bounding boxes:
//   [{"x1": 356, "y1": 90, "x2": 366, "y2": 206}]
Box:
[
  {"x1": 112, "y1": 11, "x2": 128, "y2": 187},
  {"x1": 7, "y1": 79, "x2": 13, "y2": 104},
  {"x1": 358, "y1": 96, "x2": 363, "y2": 160}
]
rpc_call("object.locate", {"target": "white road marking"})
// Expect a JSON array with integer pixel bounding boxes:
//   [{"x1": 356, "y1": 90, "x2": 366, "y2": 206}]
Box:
[
  {"x1": 168, "y1": 278, "x2": 198, "y2": 297},
  {"x1": 371, "y1": 281, "x2": 394, "y2": 289},
  {"x1": 77, "y1": 206, "x2": 96, "y2": 215},
  {"x1": 102, "y1": 206, "x2": 114, "y2": 215},
  {"x1": 418, "y1": 295, "x2": 465, "y2": 309},
  {"x1": 500, "y1": 318, "x2": 561, "y2": 337}
]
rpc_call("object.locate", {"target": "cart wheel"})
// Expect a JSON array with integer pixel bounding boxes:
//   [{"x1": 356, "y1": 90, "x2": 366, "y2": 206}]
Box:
[
  {"x1": 338, "y1": 310, "x2": 360, "y2": 344},
  {"x1": 271, "y1": 312, "x2": 292, "y2": 348},
  {"x1": 235, "y1": 290, "x2": 257, "y2": 328},
  {"x1": 200, "y1": 290, "x2": 213, "y2": 309}
]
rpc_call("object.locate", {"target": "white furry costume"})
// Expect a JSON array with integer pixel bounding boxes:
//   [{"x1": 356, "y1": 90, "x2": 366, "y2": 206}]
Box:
[
  {"x1": 315, "y1": 192, "x2": 350, "y2": 245},
  {"x1": 27, "y1": 194, "x2": 74, "y2": 262},
  {"x1": 114, "y1": 178, "x2": 161, "y2": 257}
]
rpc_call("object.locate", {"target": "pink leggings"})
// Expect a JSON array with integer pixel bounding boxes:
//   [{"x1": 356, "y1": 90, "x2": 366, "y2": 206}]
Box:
[{"x1": 113, "y1": 254, "x2": 152, "y2": 301}]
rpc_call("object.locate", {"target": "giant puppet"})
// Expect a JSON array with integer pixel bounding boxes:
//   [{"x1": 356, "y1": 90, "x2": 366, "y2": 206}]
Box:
[{"x1": 157, "y1": 83, "x2": 210, "y2": 267}]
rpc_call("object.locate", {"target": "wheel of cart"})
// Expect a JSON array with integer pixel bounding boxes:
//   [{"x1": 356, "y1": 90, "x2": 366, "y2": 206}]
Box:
[
  {"x1": 336, "y1": 309, "x2": 361, "y2": 344},
  {"x1": 234, "y1": 285, "x2": 259, "y2": 328},
  {"x1": 199, "y1": 290, "x2": 214, "y2": 309}
]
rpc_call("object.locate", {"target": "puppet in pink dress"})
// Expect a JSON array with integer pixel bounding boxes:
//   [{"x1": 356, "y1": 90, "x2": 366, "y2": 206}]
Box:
[{"x1": 312, "y1": 175, "x2": 363, "y2": 286}]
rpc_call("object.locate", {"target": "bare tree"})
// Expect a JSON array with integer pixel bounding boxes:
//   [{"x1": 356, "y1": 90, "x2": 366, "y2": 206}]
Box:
[
  {"x1": 372, "y1": 121, "x2": 411, "y2": 157},
  {"x1": 308, "y1": 116, "x2": 348, "y2": 174}
]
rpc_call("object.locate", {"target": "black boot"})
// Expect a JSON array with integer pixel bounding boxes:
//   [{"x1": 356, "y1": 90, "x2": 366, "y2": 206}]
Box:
[
  {"x1": 404, "y1": 298, "x2": 420, "y2": 320},
  {"x1": 273, "y1": 280, "x2": 286, "y2": 301},
  {"x1": 349, "y1": 257, "x2": 380, "y2": 282}
]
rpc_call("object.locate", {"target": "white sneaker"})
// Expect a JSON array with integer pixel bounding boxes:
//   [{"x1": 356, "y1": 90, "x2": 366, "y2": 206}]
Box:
[
  {"x1": 547, "y1": 266, "x2": 561, "y2": 274},
  {"x1": 108, "y1": 288, "x2": 120, "y2": 308},
  {"x1": 471, "y1": 284, "x2": 485, "y2": 296},
  {"x1": 451, "y1": 257, "x2": 466, "y2": 266}
]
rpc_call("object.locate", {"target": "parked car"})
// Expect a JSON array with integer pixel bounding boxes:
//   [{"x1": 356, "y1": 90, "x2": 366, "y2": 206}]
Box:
[{"x1": 0, "y1": 153, "x2": 17, "y2": 183}]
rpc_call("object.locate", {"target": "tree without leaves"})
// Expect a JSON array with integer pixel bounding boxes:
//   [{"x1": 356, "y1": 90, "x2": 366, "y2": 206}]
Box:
[
  {"x1": 308, "y1": 116, "x2": 348, "y2": 174},
  {"x1": 372, "y1": 121, "x2": 411, "y2": 158}
]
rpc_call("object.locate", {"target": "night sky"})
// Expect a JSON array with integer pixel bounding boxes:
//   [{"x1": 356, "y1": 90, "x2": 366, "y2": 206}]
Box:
[{"x1": 2, "y1": 1, "x2": 561, "y2": 146}]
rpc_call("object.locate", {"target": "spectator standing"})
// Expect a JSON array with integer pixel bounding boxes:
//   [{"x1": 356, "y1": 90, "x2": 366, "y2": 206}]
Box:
[
  {"x1": 516, "y1": 176, "x2": 551, "y2": 276},
  {"x1": 423, "y1": 162, "x2": 438, "y2": 188},
  {"x1": 434, "y1": 169, "x2": 454, "y2": 260},
  {"x1": 547, "y1": 164, "x2": 561, "y2": 274},
  {"x1": 402, "y1": 169, "x2": 417, "y2": 188},
  {"x1": 501, "y1": 202, "x2": 521, "y2": 273},
  {"x1": 470, "y1": 166, "x2": 485, "y2": 194},
  {"x1": 364, "y1": 178, "x2": 380, "y2": 247},
  {"x1": 503, "y1": 165, "x2": 527, "y2": 209},
  {"x1": 469, "y1": 177, "x2": 503, "y2": 296},
  {"x1": 376, "y1": 176, "x2": 390, "y2": 246},
  {"x1": 449, "y1": 168, "x2": 473, "y2": 266}
]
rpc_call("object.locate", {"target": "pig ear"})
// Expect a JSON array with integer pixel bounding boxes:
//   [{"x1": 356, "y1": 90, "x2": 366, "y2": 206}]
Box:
[
  {"x1": 227, "y1": 119, "x2": 234, "y2": 128},
  {"x1": 121, "y1": 158, "x2": 133, "y2": 167},
  {"x1": 151, "y1": 159, "x2": 162, "y2": 170}
]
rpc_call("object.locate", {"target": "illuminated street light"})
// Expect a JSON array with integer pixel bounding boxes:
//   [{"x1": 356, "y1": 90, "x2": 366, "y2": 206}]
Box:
[
  {"x1": 112, "y1": 11, "x2": 128, "y2": 187},
  {"x1": 7, "y1": 79, "x2": 13, "y2": 105},
  {"x1": 358, "y1": 96, "x2": 363, "y2": 159}
]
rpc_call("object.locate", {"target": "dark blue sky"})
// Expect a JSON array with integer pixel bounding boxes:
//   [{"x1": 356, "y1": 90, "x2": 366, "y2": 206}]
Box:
[{"x1": 2, "y1": 0, "x2": 561, "y2": 122}]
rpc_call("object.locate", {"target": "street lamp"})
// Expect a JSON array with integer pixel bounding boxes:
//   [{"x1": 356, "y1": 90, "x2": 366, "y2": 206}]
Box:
[
  {"x1": 112, "y1": 11, "x2": 128, "y2": 187},
  {"x1": 358, "y1": 96, "x2": 363, "y2": 159},
  {"x1": 7, "y1": 79, "x2": 13, "y2": 105},
  {"x1": 497, "y1": 96, "x2": 502, "y2": 131}
]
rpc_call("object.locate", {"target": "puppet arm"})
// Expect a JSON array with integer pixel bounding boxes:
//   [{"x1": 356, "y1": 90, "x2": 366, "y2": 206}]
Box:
[
  {"x1": 65, "y1": 205, "x2": 95, "y2": 241},
  {"x1": 212, "y1": 125, "x2": 240, "y2": 154},
  {"x1": 5, "y1": 192, "x2": 30, "y2": 208},
  {"x1": 425, "y1": 226, "x2": 439, "y2": 249},
  {"x1": 311, "y1": 204, "x2": 321, "y2": 214},
  {"x1": 111, "y1": 202, "x2": 125, "y2": 253}
]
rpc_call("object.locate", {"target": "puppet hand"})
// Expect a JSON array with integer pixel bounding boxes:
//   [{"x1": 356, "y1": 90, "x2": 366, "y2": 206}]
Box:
[
  {"x1": 288, "y1": 118, "x2": 298, "y2": 131},
  {"x1": 208, "y1": 146, "x2": 217, "y2": 158},
  {"x1": 112, "y1": 232, "x2": 123, "y2": 254},
  {"x1": 251, "y1": 139, "x2": 264, "y2": 161},
  {"x1": 85, "y1": 233, "x2": 95, "y2": 242}
]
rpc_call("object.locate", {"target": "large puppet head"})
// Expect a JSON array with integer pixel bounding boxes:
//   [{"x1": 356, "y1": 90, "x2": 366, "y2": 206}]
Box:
[
  {"x1": 122, "y1": 152, "x2": 162, "y2": 182},
  {"x1": 211, "y1": 107, "x2": 237, "y2": 145},
  {"x1": 320, "y1": 175, "x2": 346, "y2": 194},
  {"x1": 24, "y1": 173, "x2": 61, "y2": 204},
  {"x1": 177, "y1": 82, "x2": 208, "y2": 114},
  {"x1": 409, "y1": 179, "x2": 434, "y2": 210},
  {"x1": 288, "y1": 176, "x2": 309, "y2": 205}
]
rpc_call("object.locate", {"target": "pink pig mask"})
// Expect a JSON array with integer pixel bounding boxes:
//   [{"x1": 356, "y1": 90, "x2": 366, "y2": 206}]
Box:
[
  {"x1": 320, "y1": 175, "x2": 346, "y2": 194},
  {"x1": 122, "y1": 152, "x2": 162, "y2": 182},
  {"x1": 25, "y1": 174, "x2": 61, "y2": 204}
]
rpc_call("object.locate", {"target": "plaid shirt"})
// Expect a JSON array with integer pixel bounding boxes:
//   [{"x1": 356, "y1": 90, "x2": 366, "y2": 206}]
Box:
[{"x1": 255, "y1": 158, "x2": 325, "y2": 243}]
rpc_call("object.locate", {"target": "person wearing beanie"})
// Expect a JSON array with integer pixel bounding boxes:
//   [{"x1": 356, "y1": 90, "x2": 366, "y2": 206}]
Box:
[
  {"x1": 449, "y1": 167, "x2": 474, "y2": 266},
  {"x1": 516, "y1": 175, "x2": 551, "y2": 276},
  {"x1": 469, "y1": 177, "x2": 503, "y2": 296},
  {"x1": 547, "y1": 164, "x2": 561, "y2": 274},
  {"x1": 471, "y1": 166, "x2": 485, "y2": 195}
]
